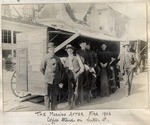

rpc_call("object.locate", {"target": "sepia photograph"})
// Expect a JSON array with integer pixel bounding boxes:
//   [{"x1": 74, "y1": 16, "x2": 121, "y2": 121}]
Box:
[{"x1": 2, "y1": 2, "x2": 148, "y2": 112}]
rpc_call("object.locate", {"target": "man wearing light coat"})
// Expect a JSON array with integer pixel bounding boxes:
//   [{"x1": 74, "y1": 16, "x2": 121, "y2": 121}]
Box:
[{"x1": 40, "y1": 42, "x2": 62, "y2": 110}]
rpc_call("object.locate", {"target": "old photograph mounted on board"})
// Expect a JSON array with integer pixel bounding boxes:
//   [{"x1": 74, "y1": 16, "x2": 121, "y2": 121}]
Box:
[{"x1": 2, "y1": 2, "x2": 148, "y2": 111}]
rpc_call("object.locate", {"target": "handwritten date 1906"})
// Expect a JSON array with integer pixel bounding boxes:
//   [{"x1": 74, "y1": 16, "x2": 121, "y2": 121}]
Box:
[{"x1": 102, "y1": 112, "x2": 111, "y2": 116}]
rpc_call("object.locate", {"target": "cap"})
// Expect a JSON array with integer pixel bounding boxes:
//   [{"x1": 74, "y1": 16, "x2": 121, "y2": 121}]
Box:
[
  {"x1": 65, "y1": 44, "x2": 74, "y2": 51},
  {"x1": 101, "y1": 43, "x2": 107, "y2": 47},
  {"x1": 123, "y1": 43, "x2": 130, "y2": 47}
]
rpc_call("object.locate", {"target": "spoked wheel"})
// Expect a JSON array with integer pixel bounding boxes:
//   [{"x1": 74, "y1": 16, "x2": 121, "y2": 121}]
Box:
[{"x1": 11, "y1": 71, "x2": 29, "y2": 98}]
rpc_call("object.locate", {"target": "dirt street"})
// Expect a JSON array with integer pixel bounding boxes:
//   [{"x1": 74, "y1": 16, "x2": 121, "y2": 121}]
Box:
[{"x1": 3, "y1": 70, "x2": 148, "y2": 111}]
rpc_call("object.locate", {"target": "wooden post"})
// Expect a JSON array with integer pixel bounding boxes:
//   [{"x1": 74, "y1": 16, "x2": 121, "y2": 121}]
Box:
[{"x1": 54, "y1": 33, "x2": 80, "y2": 53}]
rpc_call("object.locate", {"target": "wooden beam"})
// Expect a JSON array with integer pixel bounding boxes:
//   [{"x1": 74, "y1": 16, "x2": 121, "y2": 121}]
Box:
[
  {"x1": 54, "y1": 33, "x2": 80, "y2": 53},
  {"x1": 48, "y1": 31, "x2": 73, "y2": 35}
]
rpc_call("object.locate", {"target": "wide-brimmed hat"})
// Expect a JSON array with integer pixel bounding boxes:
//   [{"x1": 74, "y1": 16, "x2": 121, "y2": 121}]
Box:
[
  {"x1": 47, "y1": 42, "x2": 54, "y2": 48},
  {"x1": 79, "y1": 40, "x2": 87, "y2": 45},
  {"x1": 65, "y1": 44, "x2": 74, "y2": 51}
]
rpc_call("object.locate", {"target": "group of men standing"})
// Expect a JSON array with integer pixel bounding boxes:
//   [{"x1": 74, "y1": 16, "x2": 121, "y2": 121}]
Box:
[{"x1": 40, "y1": 41, "x2": 137, "y2": 110}]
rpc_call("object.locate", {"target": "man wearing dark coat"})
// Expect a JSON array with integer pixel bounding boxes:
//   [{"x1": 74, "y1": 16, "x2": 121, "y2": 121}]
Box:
[
  {"x1": 86, "y1": 43, "x2": 99, "y2": 99},
  {"x1": 76, "y1": 41, "x2": 91, "y2": 103},
  {"x1": 40, "y1": 42, "x2": 62, "y2": 110}
]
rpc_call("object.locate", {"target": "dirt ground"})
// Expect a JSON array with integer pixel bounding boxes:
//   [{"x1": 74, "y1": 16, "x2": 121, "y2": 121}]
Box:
[{"x1": 2, "y1": 70, "x2": 149, "y2": 111}]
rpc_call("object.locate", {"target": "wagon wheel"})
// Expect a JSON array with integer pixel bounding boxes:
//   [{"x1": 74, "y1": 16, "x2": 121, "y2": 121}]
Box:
[{"x1": 11, "y1": 71, "x2": 29, "y2": 98}]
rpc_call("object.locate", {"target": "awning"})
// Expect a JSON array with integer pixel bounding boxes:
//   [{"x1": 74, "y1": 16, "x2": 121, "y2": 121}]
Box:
[
  {"x1": 53, "y1": 26, "x2": 125, "y2": 42},
  {"x1": 51, "y1": 26, "x2": 124, "y2": 53}
]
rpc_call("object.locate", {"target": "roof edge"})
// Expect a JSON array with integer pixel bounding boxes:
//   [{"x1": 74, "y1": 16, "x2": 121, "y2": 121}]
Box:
[{"x1": 2, "y1": 16, "x2": 48, "y2": 28}]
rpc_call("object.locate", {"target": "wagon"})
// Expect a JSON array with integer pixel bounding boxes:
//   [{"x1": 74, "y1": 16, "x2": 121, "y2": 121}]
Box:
[{"x1": 10, "y1": 24, "x2": 129, "y2": 102}]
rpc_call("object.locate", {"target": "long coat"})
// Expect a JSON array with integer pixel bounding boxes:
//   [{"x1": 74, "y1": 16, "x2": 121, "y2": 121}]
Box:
[{"x1": 40, "y1": 53, "x2": 62, "y2": 85}]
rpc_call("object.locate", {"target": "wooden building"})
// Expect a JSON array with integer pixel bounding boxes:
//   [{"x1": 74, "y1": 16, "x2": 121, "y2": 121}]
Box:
[{"x1": 2, "y1": 3, "x2": 147, "y2": 97}]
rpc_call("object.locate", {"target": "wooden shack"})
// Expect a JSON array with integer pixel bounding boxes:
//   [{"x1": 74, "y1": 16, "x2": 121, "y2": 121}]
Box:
[{"x1": 15, "y1": 25, "x2": 121, "y2": 97}]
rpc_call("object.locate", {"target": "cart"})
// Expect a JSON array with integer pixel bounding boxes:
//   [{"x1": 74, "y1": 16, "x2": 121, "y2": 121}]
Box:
[{"x1": 10, "y1": 25, "x2": 122, "y2": 101}]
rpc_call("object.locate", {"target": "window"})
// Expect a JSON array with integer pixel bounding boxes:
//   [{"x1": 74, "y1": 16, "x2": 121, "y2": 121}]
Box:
[
  {"x1": 2, "y1": 30, "x2": 11, "y2": 43},
  {"x1": 2, "y1": 30, "x2": 20, "y2": 44}
]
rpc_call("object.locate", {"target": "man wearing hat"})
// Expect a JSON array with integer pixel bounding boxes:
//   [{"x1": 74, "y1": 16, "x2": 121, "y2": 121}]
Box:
[
  {"x1": 77, "y1": 41, "x2": 90, "y2": 65},
  {"x1": 86, "y1": 43, "x2": 98, "y2": 99},
  {"x1": 64, "y1": 44, "x2": 84, "y2": 109},
  {"x1": 76, "y1": 41, "x2": 92, "y2": 103},
  {"x1": 40, "y1": 42, "x2": 62, "y2": 110},
  {"x1": 122, "y1": 43, "x2": 137, "y2": 96}
]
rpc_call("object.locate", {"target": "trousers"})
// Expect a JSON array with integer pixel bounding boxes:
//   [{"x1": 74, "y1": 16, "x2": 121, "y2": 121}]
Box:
[
  {"x1": 44, "y1": 83, "x2": 58, "y2": 110},
  {"x1": 68, "y1": 70, "x2": 84, "y2": 108},
  {"x1": 124, "y1": 68, "x2": 134, "y2": 96},
  {"x1": 85, "y1": 71, "x2": 96, "y2": 102},
  {"x1": 68, "y1": 70, "x2": 76, "y2": 109},
  {"x1": 76, "y1": 72, "x2": 84, "y2": 105}
]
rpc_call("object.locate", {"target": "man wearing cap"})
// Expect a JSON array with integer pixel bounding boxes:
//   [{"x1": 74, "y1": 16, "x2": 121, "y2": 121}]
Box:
[
  {"x1": 122, "y1": 43, "x2": 137, "y2": 96},
  {"x1": 40, "y1": 42, "x2": 62, "y2": 110},
  {"x1": 64, "y1": 44, "x2": 84, "y2": 109}
]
